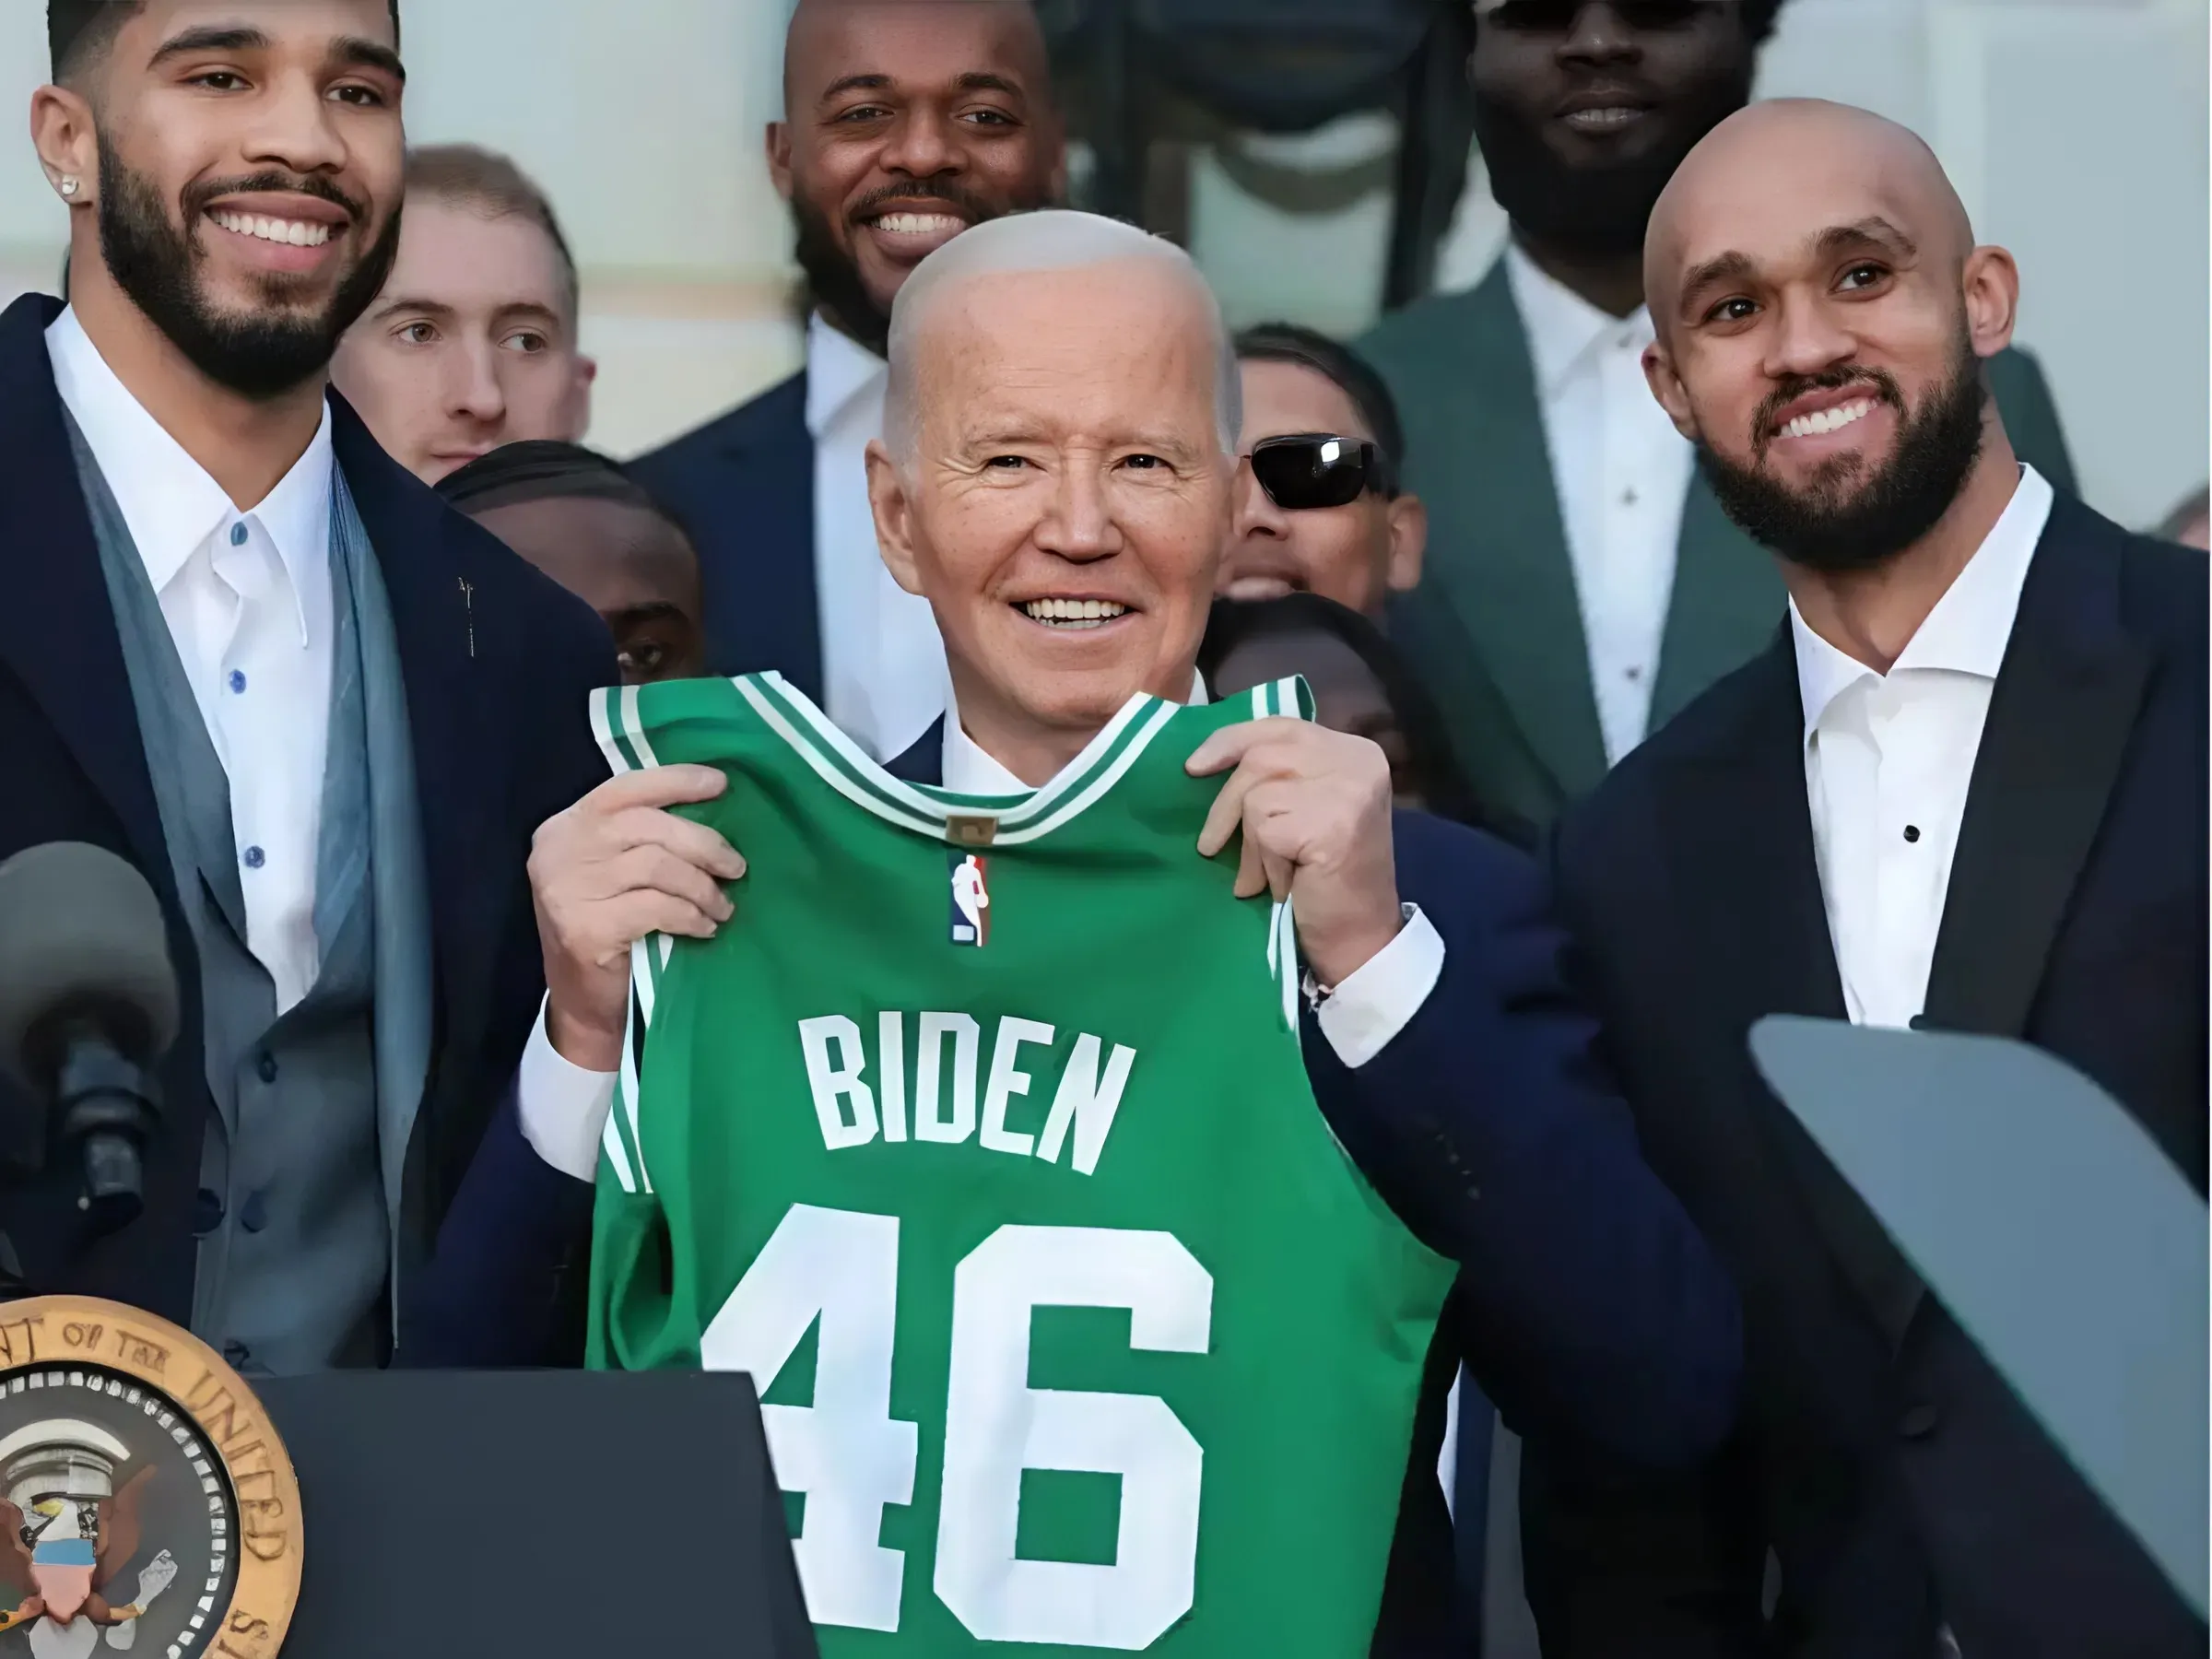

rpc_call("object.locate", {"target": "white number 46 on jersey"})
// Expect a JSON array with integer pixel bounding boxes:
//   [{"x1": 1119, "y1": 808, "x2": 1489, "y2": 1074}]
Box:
[{"x1": 701, "y1": 1204, "x2": 1214, "y2": 1650}]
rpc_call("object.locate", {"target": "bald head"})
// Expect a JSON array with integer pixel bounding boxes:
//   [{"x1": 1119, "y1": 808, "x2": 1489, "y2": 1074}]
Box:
[
  {"x1": 1636, "y1": 99, "x2": 2022, "y2": 578},
  {"x1": 1647, "y1": 100, "x2": 1975, "y2": 342},
  {"x1": 886, "y1": 210, "x2": 1240, "y2": 464}
]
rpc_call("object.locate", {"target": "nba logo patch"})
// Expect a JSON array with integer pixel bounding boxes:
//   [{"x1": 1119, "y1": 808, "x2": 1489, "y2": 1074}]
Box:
[{"x1": 948, "y1": 852, "x2": 991, "y2": 947}]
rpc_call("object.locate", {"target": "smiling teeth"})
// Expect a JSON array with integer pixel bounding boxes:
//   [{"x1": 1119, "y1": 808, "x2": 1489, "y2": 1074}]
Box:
[
  {"x1": 209, "y1": 209, "x2": 332, "y2": 247},
  {"x1": 876, "y1": 212, "x2": 963, "y2": 236},
  {"x1": 1024, "y1": 598, "x2": 1126, "y2": 629},
  {"x1": 1567, "y1": 107, "x2": 1643, "y2": 127},
  {"x1": 1782, "y1": 399, "x2": 1875, "y2": 440}
]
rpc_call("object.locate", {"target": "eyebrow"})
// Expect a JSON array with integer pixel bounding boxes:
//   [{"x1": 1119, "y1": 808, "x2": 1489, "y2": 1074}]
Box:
[
  {"x1": 148, "y1": 25, "x2": 266, "y2": 67},
  {"x1": 1813, "y1": 216, "x2": 1917, "y2": 261},
  {"x1": 609, "y1": 601, "x2": 690, "y2": 629},
  {"x1": 1675, "y1": 250, "x2": 1759, "y2": 319},
  {"x1": 148, "y1": 25, "x2": 405, "y2": 84},
  {"x1": 818, "y1": 69, "x2": 1027, "y2": 105},
  {"x1": 335, "y1": 35, "x2": 406, "y2": 83}
]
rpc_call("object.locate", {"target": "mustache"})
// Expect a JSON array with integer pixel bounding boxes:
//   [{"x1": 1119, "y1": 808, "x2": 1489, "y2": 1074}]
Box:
[
  {"x1": 848, "y1": 178, "x2": 1001, "y2": 228},
  {"x1": 182, "y1": 171, "x2": 365, "y2": 226},
  {"x1": 1752, "y1": 364, "x2": 1905, "y2": 458}
]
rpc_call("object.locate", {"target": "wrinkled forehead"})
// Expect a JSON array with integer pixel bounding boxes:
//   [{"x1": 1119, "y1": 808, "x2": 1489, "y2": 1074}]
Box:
[{"x1": 914, "y1": 265, "x2": 1220, "y2": 434}]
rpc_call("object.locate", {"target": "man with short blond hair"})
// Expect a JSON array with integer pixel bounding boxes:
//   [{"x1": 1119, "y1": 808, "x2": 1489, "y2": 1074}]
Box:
[{"x1": 334, "y1": 143, "x2": 595, "y2": 483}]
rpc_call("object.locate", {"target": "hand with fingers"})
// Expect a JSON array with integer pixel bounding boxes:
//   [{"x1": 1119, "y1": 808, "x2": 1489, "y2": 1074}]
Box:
[
  {"x1": 530, "y1": 765, "x2": 749, "y2": 1071},
  {"x1": 1185, "y1": 717, "x2": 1404, "y2": 988}
]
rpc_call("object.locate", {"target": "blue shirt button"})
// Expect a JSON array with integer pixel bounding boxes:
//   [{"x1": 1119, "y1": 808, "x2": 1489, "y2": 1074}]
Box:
[
  {"x1": 228, "y1": 670, "x2": 247, "y2": 694},
  {"x1": 239, "y1": 1191, "x2": 269, "y2": 1234},
  {"x1": 256, "y1": 1051, "x2": 277, "y2": 1085},
  {"x1": 229, "y1": 523, "x2": 248, "y2": 547},
  {"x1": 192, "y1": 1188, "x2": 225, "y2": 1237},
  {"x1": 242, "y1": 845, "x2": 265, "y2": 870}
]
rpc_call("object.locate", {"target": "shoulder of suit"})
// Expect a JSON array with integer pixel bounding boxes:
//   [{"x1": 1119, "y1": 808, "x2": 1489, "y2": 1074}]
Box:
[
  {"x1": 1356, "y1": 279, "x2": 1493, "y2": 372},
  {"x1": 2112, "y1": 514, "x2": 2211, "y2": 651},
  {"x1": 629, "y1": 367, "x2": 808, "y2": 477}
]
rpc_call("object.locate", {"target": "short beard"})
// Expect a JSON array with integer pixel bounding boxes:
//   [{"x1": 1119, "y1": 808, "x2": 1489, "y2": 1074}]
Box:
[
  {"x1": 1697, "y1": 337, "x2": 1990, "y2": 575},
  {"x1": 793, "y1": 192, "x2": 893, "y2": 357},
  {"x1": 95, "y1": 135, "x2": 401, "y2": 401},
  {"x1": 1471, "y1": 71, "x2": 1752, "y2": 258},
  {"x1": 792, "y1": 175, "x2": 1046, "y2": 357}
]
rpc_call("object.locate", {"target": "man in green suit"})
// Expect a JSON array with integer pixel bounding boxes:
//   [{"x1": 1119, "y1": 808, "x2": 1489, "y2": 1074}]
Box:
[{"x1": 1360, "y1": 0, "x2": 2075, "y2": 833}]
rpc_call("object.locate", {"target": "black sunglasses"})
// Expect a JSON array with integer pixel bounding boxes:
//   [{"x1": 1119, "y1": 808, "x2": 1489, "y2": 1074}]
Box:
[{"x1": 1249, "y1": 433, "x2": 1398, "y2": 511}]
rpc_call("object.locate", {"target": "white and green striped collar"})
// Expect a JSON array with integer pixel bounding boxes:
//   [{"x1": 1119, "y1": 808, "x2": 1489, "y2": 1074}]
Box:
[{"x1": 944, "y1": 669, "x2": 1210, "y2": 795}]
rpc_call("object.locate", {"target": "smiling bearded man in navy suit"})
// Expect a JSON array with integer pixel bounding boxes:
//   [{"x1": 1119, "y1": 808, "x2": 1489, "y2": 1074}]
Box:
[
  {"x1": 1, "y1": 0, "x2": 611, "y2": 1371},
  {"x1": 412, "y1": 210, "x2": 1743, "y2": 1652},
  {"x1": 629, "y1": 0, "x2": 1065, "y2": 763}
]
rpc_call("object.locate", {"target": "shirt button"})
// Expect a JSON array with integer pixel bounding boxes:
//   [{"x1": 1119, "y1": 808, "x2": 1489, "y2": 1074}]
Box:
[
  {"x1": 1620, "y1": 487, "x2": 1639, "y2": 507},
  {"x1": 192, "y1": 1189, "x2": 225, "y2": 1237},
  {"x1": 256, "y1": 1051, "x2": 278, "y2": 1085},
  {"x1": 229, "y1": 523, "x2": 248, "y2": 547},
  {"x1": 228, "y1": 670, "x2": 248, "y2": 695},
  {"x1": 1903, "y1": 824, "x2": 1922, "y2": 843},
  {"x1": 242, "y1": 845, "x2": 265, "y2": 870},
  {"x1": 1625, "y1": 665, "x2": 1643, "y2": 683},
  {"x1": 239, "y1": 1191, "x2": 269, "y2": 1234}
]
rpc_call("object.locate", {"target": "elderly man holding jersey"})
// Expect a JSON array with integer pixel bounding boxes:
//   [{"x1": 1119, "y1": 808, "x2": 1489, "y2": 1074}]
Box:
[{"x1": 411, "y1": 212, "x2": 1738, "y2": 1652}]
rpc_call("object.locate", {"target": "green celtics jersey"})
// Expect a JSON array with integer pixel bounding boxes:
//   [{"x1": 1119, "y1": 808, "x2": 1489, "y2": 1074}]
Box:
[{"x1": 587, "y1": 671, "x2": 1451, "y2": 1657}]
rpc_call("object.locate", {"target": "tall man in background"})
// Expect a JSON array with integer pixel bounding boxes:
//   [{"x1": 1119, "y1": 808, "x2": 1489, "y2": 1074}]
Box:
[
  {"x1": 630, "y1": 0, "x2": 1064, "y2": 761},
  {"x1": 334, "y1": 143, "x2": 595, "y2": 483},
  {"x1": 1359, "y1": 0, "x2": 2076, "y2": 834},
  {"x1": 2, "y1": 0, "x2": 610, "y2": 1371}
]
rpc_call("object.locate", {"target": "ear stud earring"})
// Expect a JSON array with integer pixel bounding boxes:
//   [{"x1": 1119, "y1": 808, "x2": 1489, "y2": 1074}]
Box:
[{"x1": 58, "y1": 178, "x2": 79, "y2": 198}]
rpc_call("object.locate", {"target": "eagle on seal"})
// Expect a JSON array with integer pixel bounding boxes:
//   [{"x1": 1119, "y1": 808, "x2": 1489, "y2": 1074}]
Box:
[{"x1": 0, "y1": 1420, "x2": 160, "y2": 1649}]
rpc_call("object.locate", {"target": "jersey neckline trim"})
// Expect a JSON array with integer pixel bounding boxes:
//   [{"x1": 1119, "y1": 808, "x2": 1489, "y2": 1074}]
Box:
[{"x1": 590, "y1": 672, "x2": 1313, "y2": 848}]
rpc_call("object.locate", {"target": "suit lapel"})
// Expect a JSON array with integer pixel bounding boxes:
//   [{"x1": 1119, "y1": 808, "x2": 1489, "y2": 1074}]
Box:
[
  {"x1": 1648, "y1": 470, "x2": 1789, "y2": 732},
  {"x1": 1659, "y1": 639, "x2": 1925, "y2": 1352},
  {"x1": 886, "y1": 719, "x2": 944, "y2": 786},
  {"x1": 0, "y1": 296, "x2": 171, "y2": 889},
  {"x1": 704, "y1": 373, "x2": 822, "y2": 700},
  {"x1": 1923, "y1": 497, "x2": 2149, "y2": 1040},
  {"x1": 1410, "y1": 267, "x2": 1607, "y2": 797},
  {"x1": 332, "y1": 402, "x2": 497, "y2": 1033}
]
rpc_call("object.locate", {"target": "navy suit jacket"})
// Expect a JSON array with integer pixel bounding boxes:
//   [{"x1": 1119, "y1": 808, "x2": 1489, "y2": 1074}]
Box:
[
  {"x1": 407, "y1": 720, "x2": 1743, "y2": 1650},
  {"x1": 629, "y1": 371, "x2": 823, "y2": 693},
  {"x1": 1521, "y1": 494, "x2": 2207, "y2": 1659},
  {"x1": 0, "y1": 293, "x2": 616, "y2": 1335}
]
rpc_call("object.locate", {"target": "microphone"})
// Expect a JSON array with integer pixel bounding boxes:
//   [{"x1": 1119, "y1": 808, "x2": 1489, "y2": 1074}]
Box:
[{"x1": 0, "y1": 843, "x2": 180, "y2": 1232}]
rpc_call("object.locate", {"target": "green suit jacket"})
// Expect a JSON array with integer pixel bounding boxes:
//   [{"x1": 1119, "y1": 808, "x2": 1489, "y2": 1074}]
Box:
[{"x1": 1358, "y1": 262, "x2": 2077, "y2": 835}]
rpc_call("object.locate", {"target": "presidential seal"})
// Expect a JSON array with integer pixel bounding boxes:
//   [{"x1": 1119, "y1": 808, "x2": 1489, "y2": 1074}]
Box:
[{"x1": 0, "y1": 1300, "x2": 299, "y2": 1659}]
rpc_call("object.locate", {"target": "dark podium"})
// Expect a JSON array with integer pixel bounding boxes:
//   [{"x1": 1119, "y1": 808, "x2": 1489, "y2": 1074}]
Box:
[{"x1": 256, "y1": 1370, "x2": 818, "y2": 1656}]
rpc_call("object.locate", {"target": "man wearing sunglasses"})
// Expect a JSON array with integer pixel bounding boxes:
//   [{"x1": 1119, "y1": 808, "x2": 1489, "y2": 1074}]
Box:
[
  {"x1": 1359, "y1": 0, "x2": 2076, "y2": 840},
  {"x1": 1226, "y1": 323, "x2": 1428, "y2": 620}
]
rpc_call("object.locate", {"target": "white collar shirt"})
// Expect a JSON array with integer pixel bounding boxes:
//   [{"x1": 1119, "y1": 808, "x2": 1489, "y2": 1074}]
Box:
[
  {"x1": 46, "y1": 304, "x2": 336, "y2": 1012},
  {"x1": 1504, "y1": 243, "x2": 1696, "y2": 767},
  {"x1": 1794, "y1": 465, "x2": 2055, "y2": 1030},
  {"x1": 806, "y1": 312, "x2": 950, "y2": 763}
]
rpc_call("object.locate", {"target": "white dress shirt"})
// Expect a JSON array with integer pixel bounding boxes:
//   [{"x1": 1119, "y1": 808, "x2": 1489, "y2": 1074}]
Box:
[
  {"x1": 1795, "y1": 465, "x2": 2054, "y2": 1030},
  {"x1": 519, "y1": 674, "x2": 1448, "y2": 1181},
  {"x1": 807, "y1": 313, "x2": 950, "y2": 762},
  {"x1": 1504, "y1": 245, "x2": 1696, "y2": 767},
  {"x1": 47, "y1": 307, "x2": 335, "y2": 1013}
]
